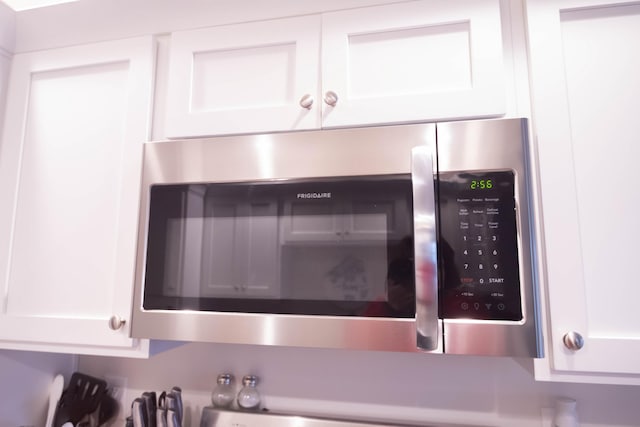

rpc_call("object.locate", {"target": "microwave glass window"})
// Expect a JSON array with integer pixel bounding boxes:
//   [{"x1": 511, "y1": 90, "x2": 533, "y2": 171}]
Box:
[{"x1": 143, "y1": 175, "x2": 415, "y2": 318}]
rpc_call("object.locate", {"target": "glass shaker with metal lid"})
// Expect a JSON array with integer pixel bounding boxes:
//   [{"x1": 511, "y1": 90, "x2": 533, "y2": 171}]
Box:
[
  {"x1": 211, "y1": 374, "x2": 235, "y2": 408},
  {"x1": 236, "y1": 375, "x2": 261, "y2": 410}
]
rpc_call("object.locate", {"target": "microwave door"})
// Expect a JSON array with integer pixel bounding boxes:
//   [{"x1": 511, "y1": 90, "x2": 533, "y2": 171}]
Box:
[{"x1": 411, "y1": 146, "x2": 439, "y2": 351}]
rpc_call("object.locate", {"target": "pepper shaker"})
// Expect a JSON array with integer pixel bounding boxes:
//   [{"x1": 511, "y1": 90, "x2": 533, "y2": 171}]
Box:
[{"x1": 211, "y1": 374, "x2": 235, "y2": 408}]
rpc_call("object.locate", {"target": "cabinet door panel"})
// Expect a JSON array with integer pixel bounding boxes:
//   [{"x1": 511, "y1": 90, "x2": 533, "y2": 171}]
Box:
[
  {"x1": 321, "y1": 0, "x2": 505, "y2": 127},
  {"x1": 7, "y1": 62, "x2": 128, "y2": 318},
  {"x1": 191, "y1": 43, "x2": 296, "y2": 112},
  {"x1": 0, "y1": 37, "x2": 154, "y2": 355},
  {"x1": 349, "y1": 198, "x2": 410, "y2": 240},
  {"x1": 243, "y1": 202, "x2": 280, "y2": 297},
  {"x1": 166, "y1": 15, "x2": 321, "y2": 137},
  {"x1": 200, "y1": 201, "x2": 280, "y2": 297},
  {"x1": 528, "y1": 0, "x2": 640, "y2": 382},
  {"x1": 281, "y1": 201, "x2": 340, "y2": 242},
  {"x1": 201, "y1": 204, "x2": 241, "y2": 296},
  {"x1": 347, "y1": 22, "x2": 472, "y2": 98}
]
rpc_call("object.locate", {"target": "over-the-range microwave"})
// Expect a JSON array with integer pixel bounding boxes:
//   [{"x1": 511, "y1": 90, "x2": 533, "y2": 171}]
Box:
[{"x1": 131, "y1": 118, "x2": 543, "y2": 357}]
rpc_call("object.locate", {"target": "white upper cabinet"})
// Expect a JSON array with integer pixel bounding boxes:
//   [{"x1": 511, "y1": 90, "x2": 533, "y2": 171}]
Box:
[
  {"x1": 164, "y1": 0, "x2": 505, "y2": 138},
  {"x1": 281, "y1": 197, "x2": 410, "y2": 243},
  {"x1": 0, "y1": 37, "x2": 157, "y2": 357},
  {"x1": 199, "y1": 200, "x2": 281, "y2": 298},
  {"x1": 321, "y1": 0, "x2": 505, "y2": 128},
  {"x1": 527, "y1": 0, "x2": 640, "y2": 384},
  {"x1": 165, "y1": 15, "x2": 322, "y2": 138}
]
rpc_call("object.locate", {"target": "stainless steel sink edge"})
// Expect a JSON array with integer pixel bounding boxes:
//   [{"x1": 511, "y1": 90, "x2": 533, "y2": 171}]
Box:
[{"x1": 200, "y1": 407, "x2": 493, "y2": 427}]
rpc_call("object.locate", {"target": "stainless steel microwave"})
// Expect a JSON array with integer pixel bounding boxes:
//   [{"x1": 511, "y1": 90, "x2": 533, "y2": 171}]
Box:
[{"x1": 131, "y1": 118, "x2": 542, "y2": 357}]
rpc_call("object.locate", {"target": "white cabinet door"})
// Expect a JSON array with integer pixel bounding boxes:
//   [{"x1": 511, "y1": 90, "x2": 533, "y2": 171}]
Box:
[
  {"x1": 346, "y1": 197, "x2": 411, "y2": 241},
  {"x1": 321, "y1": 0, "x2": 505, "y2": 127},
  {"x1": 200, "y1": 200, "x2": 280, "y2": 298},
  {"x1": 527, "y1": 0, "x2": 640, "y2": 384},
  {"x1": 0, "y1": 37, "x2": 156, "y2": 357},
  {"x1": 280, "y1": 200, "x2": 343, "y2": 243},
  {"x1": 281, "y1": 197, "x2": 410, "y2": 243},
  {"x1": 165, "y1": 15, "x2": 321, "y2": 138}
]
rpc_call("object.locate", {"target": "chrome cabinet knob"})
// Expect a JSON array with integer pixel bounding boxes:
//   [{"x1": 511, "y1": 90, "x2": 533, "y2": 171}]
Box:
[
  {"x1": 299, "y1": 94, "x2": 314, "y2": 109},
  {"x1": 108, "y1": 315, "x2": 126, "y2": 331},
  {"x1": 324, "y1": 91, "x2": 338, "y2": 107},
  {"x1": 563, "y1": 331, "x2": 584, "y2": 350}
]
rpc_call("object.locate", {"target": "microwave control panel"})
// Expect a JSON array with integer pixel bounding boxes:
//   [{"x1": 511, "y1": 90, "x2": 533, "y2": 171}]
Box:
[{"x1": 438, "y1": 170, "x2": 522, "y2": 321}]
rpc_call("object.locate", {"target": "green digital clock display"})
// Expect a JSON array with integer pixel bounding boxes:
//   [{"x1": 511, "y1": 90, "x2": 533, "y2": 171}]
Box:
[{"x1": 470, "y1": 179, "x2": 493, "y2": 190}]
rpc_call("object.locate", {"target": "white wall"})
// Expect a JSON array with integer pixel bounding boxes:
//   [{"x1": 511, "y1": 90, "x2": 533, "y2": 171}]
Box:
[
  {"x1": 0, "y1": 1, "x2": 14, "y2": 52},
  {"x1": 78, "y1": 342, "x2": 640, "y2": 427},
  {"x1": 0, "y1": 0, "x2": 15, "y2": 139},
  {"x1": 0, "y1": 7, "x2": 78, "y2": 427},
  {"x1": 0, "y1": 349, "x2": 75, "y2": 426},
  {"x1": 12, "y1": 0, "x2": 407, "y2": 53}
]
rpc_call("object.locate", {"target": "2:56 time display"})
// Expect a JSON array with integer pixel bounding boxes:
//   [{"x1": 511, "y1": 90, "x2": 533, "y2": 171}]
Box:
[{"x1": 470, "y1": 179, "x2": 493, "y2": 190}]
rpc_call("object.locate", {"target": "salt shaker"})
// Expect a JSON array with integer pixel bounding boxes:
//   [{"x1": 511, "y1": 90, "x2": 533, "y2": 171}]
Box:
[
  {"x1": 236, "y1": 375, "x2": 261, "y2": 410},
  {"x1": 211, "y1": 374, "x2": 235, "y2": 408},
  {"x1": 553, "y1": 398, "x2": 580, "y2": 427}
]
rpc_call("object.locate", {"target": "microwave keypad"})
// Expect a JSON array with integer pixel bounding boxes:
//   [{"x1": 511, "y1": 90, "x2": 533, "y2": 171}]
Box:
[{"x1": 438, "y1": 170, "x2": 522, "y2": 321}]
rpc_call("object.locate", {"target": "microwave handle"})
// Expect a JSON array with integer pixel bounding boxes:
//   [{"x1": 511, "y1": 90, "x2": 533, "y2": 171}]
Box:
[{"x1": 411, "y1": 146, "x2": 439, "y2": 351}]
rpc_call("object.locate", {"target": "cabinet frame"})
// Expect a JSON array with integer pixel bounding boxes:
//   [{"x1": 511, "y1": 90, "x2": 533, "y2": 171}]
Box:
[{"x1": 163, "y1": 0, "x2": 506, "y2": 138}]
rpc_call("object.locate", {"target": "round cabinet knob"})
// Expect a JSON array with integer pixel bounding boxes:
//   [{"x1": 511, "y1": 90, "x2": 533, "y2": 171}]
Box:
[
  {"x1": 108, "y1": 315, "x2": 126, "y2": 331},
  {"x1": 299, "y1": 94, "x2": 314, "y2": 109},
  {"x1": 563, "y1": 331, "x2": 584, "y2": 351},
  {"x1": 324, "y1": 90, "x2": 339, "y2": 107}
]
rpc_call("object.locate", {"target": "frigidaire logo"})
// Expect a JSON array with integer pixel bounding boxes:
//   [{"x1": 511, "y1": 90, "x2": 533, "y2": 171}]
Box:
[{"x1": 297, "y1": 192, "x2": 332, "y2": 199}]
